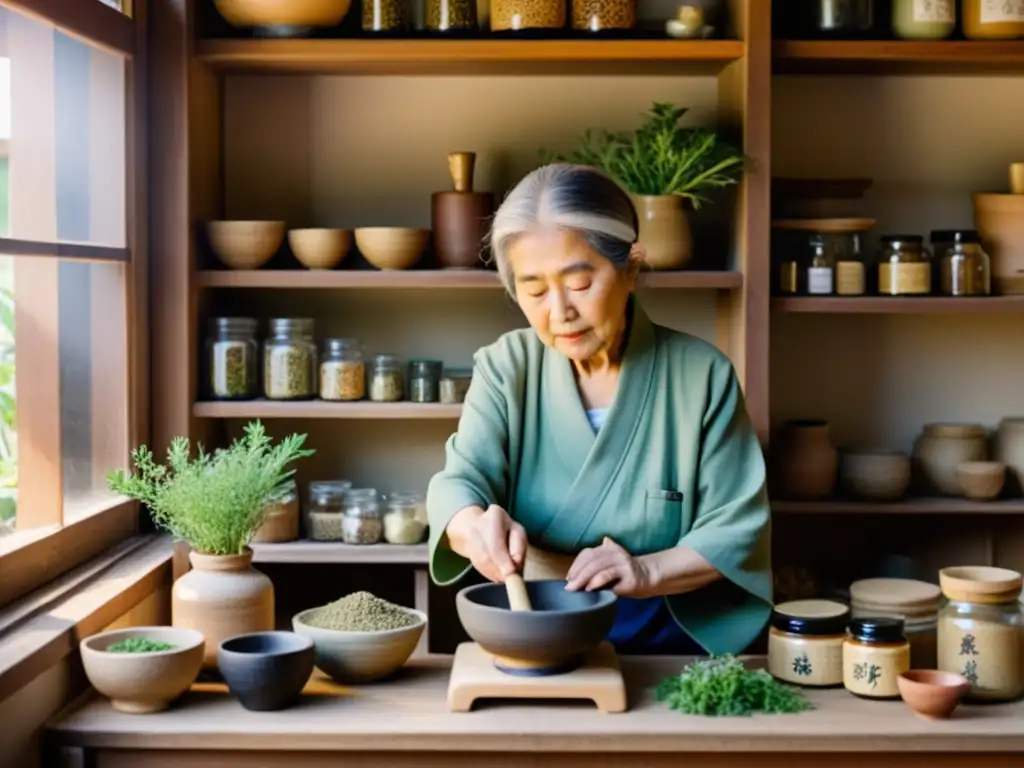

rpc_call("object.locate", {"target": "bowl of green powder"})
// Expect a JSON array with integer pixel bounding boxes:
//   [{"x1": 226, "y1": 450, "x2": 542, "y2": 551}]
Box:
[{"x1": 292, "y1": 591, "x2": 426, "y2": 683}]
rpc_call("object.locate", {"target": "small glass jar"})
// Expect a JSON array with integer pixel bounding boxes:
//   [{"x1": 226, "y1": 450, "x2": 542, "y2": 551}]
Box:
[
  {"x1": 571, "y1": 0, "x2": 635, "y2": 31},
  {"x1": 320, "y1": 338, "x2": 366, "y2": 401},
  {"x1": 808, "y1": 0, "x2": 875, "y2": 37},
  {"x1": 264, "y1": 318, "x2": 317, "y2": 400},
  {"x1": 440, "y1": 368, "x2": 473, "y2": 404},
  {"x1": 490, "y1": 0, "x2": 566, "y2": 31},
  {"x1": 963, "y1": 0, "x2": 1024, "y2": 39},
  {"x1": 383, "y1": 491, "x2": 428, "y2": 544},
  {"x1": 767, "y1": 599, "x2": 849, "y2": 688},
  {"x1": 341, "y1": 488, "x2": 383, "y2": 545},
  {"x1": 206, "y1": 317, "x2": 259, "y2": 400},
  {"x1": 850, "y1": 577, "x2": 942, "y2": 670},
  {"x1": 939, "y1": 230, "x2": 992, "y2": 297},
  {"x1": 805, "y1": 235, "x2": 835, "y2": 295},
  {"x1": 877, "y1": 235, "x2": 932, "y2": 296},
  {"x1": 892, "y1": 0, "x2": 955, "y2": 40},
  {"x1": 363, "y1": 0, "x2": 408, "y2": 31},
  {"x1": 426, "y1": 0, "x2": 478, "y2": 31},
  {"x1": 937, "y1": 567, "x2": 1023, "y2": 702},
  {"x1": 252, "y1": 480, "x2": 300, "y2": 543},
  {"x1": 843, "y1": 617, "x2": 911, "y2": 700},
  {"x1": 409, "y1": 359, "x2": 442, "y2": 404},
  {"x1": 306, "y1": 480, "x2": 352, "y2": 541},
  {"x1": 370, "y1": 354, "x2": 404, "y2": 403}
]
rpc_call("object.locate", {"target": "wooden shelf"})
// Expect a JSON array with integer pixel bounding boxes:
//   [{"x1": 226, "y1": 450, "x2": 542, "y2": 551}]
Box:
[
  {"x1": 772, "y1": 296, "x2": 1024, "y2": 314},
  {"x1": 197, "y1": 269, "x2": 744, "y2": 290},
  {"x1": 774, "y1": 40, "x2": 1024, "y2": 75},
  {"x1": 195, "y1": 38, "x2": 746, "y2": 76},
  {"x1": 194, "y1": 400, "x2": 462, "y2": 419},
  {"x1": 773, "y1": 499, "x2": 1024, "y2": 515},
  {"x1": 251, "y1": 540, "x2": 428, "y2": 564}
]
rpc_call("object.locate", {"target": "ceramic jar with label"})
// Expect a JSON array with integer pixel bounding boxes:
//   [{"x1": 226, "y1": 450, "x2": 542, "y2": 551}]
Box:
[
  {"x1": 937, "y1": 566, "x2": 1023, "y2": 702},
  {"x1": 768, "y1": 599, "x2": 850, "y2": 688},
  {"x1": 850, "y1": 578, "x2": 941, "y2": 669},
  {"x1": 892, "y1": 0, "x2": 956, "y2": 39},
  {"x1": 843, "y1": 618, "x2": 911, "y2": 699},
  {"x1": 995, "y1": 417, "x2": 1024, "y2": 496},
  {"x1": 963, "y1": 0, "x2": 1024, "y2": 39},
  {"x1": 878, "y1": 235, "x2": 932, "y2": 296},
  {"x1": 912, "y1": 423, "x2": 988, "y2": 497},
  {"x1": 772, "y1": 420, "x2": 838, "y2": 500}
]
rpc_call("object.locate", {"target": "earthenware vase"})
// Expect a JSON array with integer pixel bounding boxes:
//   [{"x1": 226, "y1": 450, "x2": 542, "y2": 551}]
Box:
[
  {"x1": 772, "y1": 420, "x2": 838, "y2": 500},
  {"x1": 432, "y1": 151, "x2": 495, "y2": 269},
  {"x1": 172, "y1": 548, "x2": 275, "y2": 669},
  {"x1": 912, "y1": 423, "x2": 988, "y2": 497},
  {"x1": 631, "y1": 194, "x2": 693, "y2": 270}
]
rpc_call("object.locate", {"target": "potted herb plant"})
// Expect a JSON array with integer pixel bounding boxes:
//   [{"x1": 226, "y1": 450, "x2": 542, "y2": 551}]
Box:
[
  {"x1": 540, "y1": 102, "x2": 746, "y2": 270},
  {"x1": 108, "y1": 420, "x2": 314, "y2": 668}
]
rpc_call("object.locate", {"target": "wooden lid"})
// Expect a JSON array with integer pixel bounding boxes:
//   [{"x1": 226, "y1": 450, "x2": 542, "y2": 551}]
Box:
[
  {"x1": 849, "y1": 578, "x2": 941, "y2": 615},
  {"x1": 940, "y1": 566, "x2": 1023, "y2": 604},
  {"x1": 771, "y1": 217, "x2": 876, "y2": 233},
  {"x1": 771, "y1": 599, "x2": 850, "y2": 636}
]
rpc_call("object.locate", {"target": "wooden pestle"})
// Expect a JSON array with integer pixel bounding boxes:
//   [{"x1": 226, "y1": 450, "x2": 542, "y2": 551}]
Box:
[{"x1": 505, "y1": 573, "x2": 533, "y2": 612}]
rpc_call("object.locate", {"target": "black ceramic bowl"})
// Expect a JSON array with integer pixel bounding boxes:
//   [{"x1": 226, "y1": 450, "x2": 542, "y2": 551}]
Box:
[
  {"x1": 217, "y1": 631, "x2": 315, "y2": 712},
  {"x1": 455, "y1": 579, "x2": 617, "y2": 676}
]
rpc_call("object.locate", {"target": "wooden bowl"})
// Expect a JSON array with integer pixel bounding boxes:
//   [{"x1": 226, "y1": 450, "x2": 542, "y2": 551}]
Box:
[
  {"x1": 898, "y1": 670, "x2": 971, "y2": 720},
  {"x1": 355, "y1": 227, "x2": 429, "y2": 270},
  {"x1": 207, "y1": 221, "x2": 285, "y2": 270},
  {"x1": 840, "y1": 450, "x2": 911, "y2": 501},
  {"x1": 957, "y1": 460, "x2": 1006, "y2": 500},
  {"x1": 288, "y1": 228, "x2": 352, "y2": 270},
  {"x1": 455, "y1": 580, "x2": 617, "y2": 676},
  {"x1": 213, "y1": 0, "x2": 351, "y2": 29}
]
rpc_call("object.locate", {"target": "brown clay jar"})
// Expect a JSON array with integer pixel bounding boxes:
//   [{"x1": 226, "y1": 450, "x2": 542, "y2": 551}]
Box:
[
  {"x1": 172, "y1": 548, "x2": 275, "y2": 669},
  {"x1": 631, "y1": 194, "x2": 693, "y2": 270},
  {"x1": 772, "y1": 420, "x2": 838, "y2": 500},
  {"x1": 432, "y1": 151, "x2": 494, "y2": 269}
]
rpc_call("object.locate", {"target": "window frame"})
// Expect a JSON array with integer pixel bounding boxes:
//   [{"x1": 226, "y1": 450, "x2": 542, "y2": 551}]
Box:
[{"x1": 0, "y1": 0, "x2": 148, "y2": 610}]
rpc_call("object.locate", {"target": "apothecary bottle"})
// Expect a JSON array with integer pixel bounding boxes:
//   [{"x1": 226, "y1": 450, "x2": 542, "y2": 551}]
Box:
[
  {"x1": 937, "y1": 567, "x2": 1023, "y2": 702},
  {"x1": 206, "y1": 317, "x2": 259, "y2": 400},
  {"x1": 426, "y1": 0, "x2": 477, "y2": 31},
  {"x1": 409, "y1": 359, "x2": 442, "y2": 403},
  {"x1": 892, "y1": 0, "x2": 955, "y2": 40},
  {"x1": 306, "y1": 480, "x2": 353, "y2": 541},
  {"x1": 383, "y1": 491, "x2": 428, "y2": 544},
  {"x1": 369, "y1": 354, "x2": 404, "y2": 403},
  {"x1": 842, "y1": 617, "x2": 911, "y2": 699},
  {"x1": 939, "y1": 230, "x2": 991, "y2": 297},
  {"x1": 341, "y1": 488, "x2": 383, "y2": 545},
  {"x1": 571, "y1": 0, "x2": 635, "y2": 31},
  {"x1": 490, "y1": 0, "x2": 565, "y2": 31},
  {"x1": 264, "y1": 318, "x2": 317, "y2": 400},
  {"x1": 806, "y1": 235, "x2": 835, "y2": 295},
  {"x1": 877, "y1": 235, "x2": 932, "y2": 296},
  {"x1": 320, "y1": 338, "x2": 365, "y2": 402},
  {"x1": 363, "y1": 0, "x2": 408, "y2": 31}
]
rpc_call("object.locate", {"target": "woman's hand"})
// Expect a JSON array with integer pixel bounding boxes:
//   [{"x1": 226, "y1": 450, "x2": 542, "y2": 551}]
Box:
[
  {"x1": 565, "y1": 537, "x2": 655, "y2": 597},
  {"x1": 444, "y1": 504, "x2": 528, "y2": 583}
]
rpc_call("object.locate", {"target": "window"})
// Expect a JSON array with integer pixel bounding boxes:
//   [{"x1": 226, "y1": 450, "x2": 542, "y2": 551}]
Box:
[{"x1": 0, "y1": 0, "x2": 145, "y2": 609}]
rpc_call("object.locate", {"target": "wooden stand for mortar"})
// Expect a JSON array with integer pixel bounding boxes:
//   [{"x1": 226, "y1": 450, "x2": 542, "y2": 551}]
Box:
[
  {"x1": 446, "y1": 642, "x2": 628, "y2": 713},
  {"x1": 432, "y1": 152, "x2": 495, "y2": 270}
]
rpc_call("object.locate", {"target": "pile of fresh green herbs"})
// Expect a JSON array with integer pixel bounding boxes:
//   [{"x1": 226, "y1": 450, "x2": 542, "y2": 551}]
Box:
[
  {"x1": 539, "y1": 102, "x2": 746, "y2": 207},
  {"x1": 106, "y1": 638, "x2": 176, "y2": 653},
  {"x1": 655, "y1": 655, "x2": 812, "y2": 717},
  {"x1": 107, "y1": 420, "x2": 313, "y2": 556}
]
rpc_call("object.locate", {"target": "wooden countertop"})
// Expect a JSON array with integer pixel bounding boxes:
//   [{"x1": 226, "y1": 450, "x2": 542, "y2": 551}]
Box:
[{"x1": 47, "y1": 655, "x2": 1024, "y2": 754}]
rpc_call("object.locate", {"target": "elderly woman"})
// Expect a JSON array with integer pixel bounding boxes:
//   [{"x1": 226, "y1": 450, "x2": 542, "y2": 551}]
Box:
[{"x1": 426, "y1": 163, "x2": 771, "y2": 656}]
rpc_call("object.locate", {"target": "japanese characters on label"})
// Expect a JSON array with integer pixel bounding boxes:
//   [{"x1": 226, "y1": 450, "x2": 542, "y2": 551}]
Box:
[
  {"x1": 981, "y1": 0, "x2": 1024, "y2": 23},
  {"x1": 914, "y1": 0, "x2": 954, "y2": 22}
]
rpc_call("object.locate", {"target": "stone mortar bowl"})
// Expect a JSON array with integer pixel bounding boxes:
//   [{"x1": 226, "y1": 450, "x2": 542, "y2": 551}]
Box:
[{"x1": 455, "y1": 579, "x2": 618, "y2": 676}]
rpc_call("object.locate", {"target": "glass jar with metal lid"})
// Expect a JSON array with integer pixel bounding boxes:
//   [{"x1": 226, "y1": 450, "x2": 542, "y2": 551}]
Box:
[
  {"x1": 409, "y1": 359, "x2": 443, "y2": 404},
  {"x1": 936, "y1": 230, "x2": 992, "y2": 297},
  {"x1": 369, "y1": 354, "x2": 404, "y2": 403},
  {"x1": 767, "y1": 599, "x2": 850, "y2": 687},
  {"x1": 320, "y1": 338, "x2": 365, "y2": 401},
  {"x1": 264, "y1": 318, "x2": 317, "y2": 400},
  {"x1": 341, "y1": 488, "x2": 383, "y2": 545},
  {"x1": 850, "y1": 577, "x2": 941, "y2": 669},
  {"x1": 306, "y1": 480, "x2": 353, "y2": 541},
  {"x1": 843, "y1": 617, "x2": 911, "y2": 699},
  {"x1": 383, "y1": 491, "x2": 428, "y2": 544},
  {"x1": 937, "y1": 566, "x2": 1023, "y2": 702},
  {"x1": 206, "y1": 317, "x2": 259, "y2": 400},
  {"x1": 877, "y1": 235, "x2": 932, "y2": 296}
]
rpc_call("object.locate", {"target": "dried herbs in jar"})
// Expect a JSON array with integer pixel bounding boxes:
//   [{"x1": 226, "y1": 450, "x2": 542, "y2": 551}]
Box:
[
  {"x1": 320, "y1": 338, "x2": 366, "y2": 401},
  {"x1": 206, "y1": 317, "x2": 259, "y2": 400},
  {"x1": 264, "y1": 318, "x2": 317, "y2": 400}
]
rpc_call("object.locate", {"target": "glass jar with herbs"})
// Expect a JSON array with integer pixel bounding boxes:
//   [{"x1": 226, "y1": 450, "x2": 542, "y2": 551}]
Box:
[
  {"x1": 320, "y1": 338, "x2": 366, "y2": 401},
  {"x1": 571, "y1": 0, "x2": 635, "y2": 31},
  {"x1": 363, "y1": 0, "x2": 408, "y2": 31},
  {"x1": 426, "y1": 0, "x2": 477, "y2": 31},
  {"x1": 206, "y1": 317, "x2": 259, "y2": 400},
  {"x1": 938, "y1": 230, "x2": 992, "y2": 297},
  {"x1": 306, "y1": 480, "x2": 352, "y2": 541},
  {"x1": 370, "y1": 354, "x2": 404, "y2": 403},
  {"x1": 490, "y1": 0, "x2": 565, "y2": 31},
  {"x1": 409, "y1": 359, "x2": 442, "y2": 403},
  {"x1": 383, "y1": 491, "x2": 428, "y2": 544},
  {"x1": 877, "y1": 235, "x2": 932, "y2": 296},
  {"x1": 440, "y1": 368, "x2": 473, "y2": 404},
  {"x1": 264, "y1": 318, "x2": 317, "y2": 400},
  {"x1": 341, "y1": 488, "x2": 384, "y2": 545}
]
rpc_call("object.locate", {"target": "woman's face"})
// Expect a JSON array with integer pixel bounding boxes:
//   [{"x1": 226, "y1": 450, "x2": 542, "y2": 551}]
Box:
[{"x1": 507, "y1": 226, "x2": 639, "y2": 362}]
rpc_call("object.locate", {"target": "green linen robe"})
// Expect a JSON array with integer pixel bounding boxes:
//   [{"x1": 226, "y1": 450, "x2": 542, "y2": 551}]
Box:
[{"x1": 426, "y1": 300, "x2": 772, "y2": 655}]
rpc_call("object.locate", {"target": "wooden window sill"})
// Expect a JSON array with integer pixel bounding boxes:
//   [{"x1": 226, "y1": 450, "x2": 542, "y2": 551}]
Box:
[{"x1": 0, "y1": 534, "x2": 172, "y2": 701}]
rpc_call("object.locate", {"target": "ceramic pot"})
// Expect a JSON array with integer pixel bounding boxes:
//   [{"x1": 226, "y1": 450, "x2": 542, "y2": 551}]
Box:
[
  {"x1": 218, "y1": 632, "x2": 314, "y2": 712},
  {"x1": 995, "y1": 417, "x2": 1024, "y2": 497},
  {"x1": 432, "y1": 151, "x2": 495, "y2": 270},
  {"x1": 631, "y1": 194, "x2": 693, "y2": 270},
  {"x1": 912, "y1": 423, "x2": 988, "y2": 497},
  {"x1": 213, "y1": 0, "x2": 352, "y2": 34},
  {"x1": 973, "y1": 193, "x2": 1024, "y2": 295},
  {"x1": 173, "y1": 548, "x2": 275, "y2": 669},
  {"x1": 773, "y1": 420, "x2": 838, "y2": 500}
]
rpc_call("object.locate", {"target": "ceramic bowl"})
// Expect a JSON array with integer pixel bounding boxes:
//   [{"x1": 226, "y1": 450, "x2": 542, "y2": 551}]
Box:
[
  {"x1": 957, "y1": 460, "x2": 1006, "y2": 500},
  {"x1": 206, "y1": 220, "x2": 285, "y2": 270},
  {"x1": 292, "y1": 607, "x2": 427, "y2": 683},
  {"x1": 217, "y1": 631, "x2": 314, "y2": 711},
  {"x1": 898, "y1": 670, "x2": 971, "y2": 720},
  {"x1": 288, "y1": 228, "x2": 352, "y2": 270},
  {"x1": 213, "y1": 0, "x2": 352, "y2": 30},
  {"x1": 455, "y1": 580, "x2": 617, "y2": 676},
  {"x1": 80, "y1": 627, "x2": 205, "y2": 714},
  {"x1": 355, "y1": 227, "x2": 429, "y2": 270},
  {"x1": 840, "y1": 450, "x2": 911, "y2": 501}
]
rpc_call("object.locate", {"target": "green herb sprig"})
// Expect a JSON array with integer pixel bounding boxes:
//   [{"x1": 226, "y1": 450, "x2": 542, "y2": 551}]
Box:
[
  {"x1": 539, "y1": 102, "x2": 747, "y2": 208},
  {"x1": 106, "y1": 638, "x2": 176, "y2": 653},
  {"x1": 655, "y1": 655, "x2": 812, "y2": 717},
  {"x1": 107, "y1": 420, "x2": 314, "y2": 556}
]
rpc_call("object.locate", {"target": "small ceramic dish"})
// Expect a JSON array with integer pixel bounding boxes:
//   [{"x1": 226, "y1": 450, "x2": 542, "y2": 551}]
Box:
[
  {"x1": 840, "y1": 450, "x2": 911, "y2": 501},
  {"x1": 956, "y1": 461, "x2": 1006, "y2": 501},
  {"x1": 217, "y1": 631, "x2": 314, "y2": 711},
  {"x1": 898, "y1": 670, "x2": 971, "y2": 720},
  {"x1": 287, "y1": 228, "x2": 352, "y2": 270},
  {"x1": 354, "y1": 227, "x2": 429, "y2": 270},
  {"x1": 206, "y1": 220, "x2": 285, "y2": 270}
]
